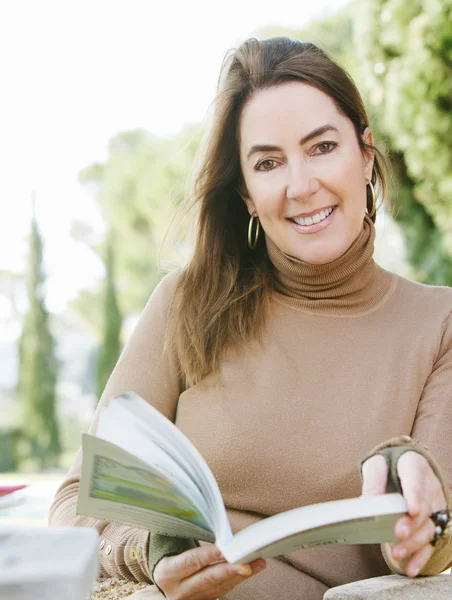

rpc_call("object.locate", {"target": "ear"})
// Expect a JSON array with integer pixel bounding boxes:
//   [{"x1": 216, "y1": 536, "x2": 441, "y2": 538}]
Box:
[
  {"x1": 237, "y1": 181, "x2": 256, "y2": 216},
  {"x1": 243, "y1": 196, "x2": 256, "y2": 216},
  {"x1": 361, "y1": 126, "x2": 375, "y2": 181}
]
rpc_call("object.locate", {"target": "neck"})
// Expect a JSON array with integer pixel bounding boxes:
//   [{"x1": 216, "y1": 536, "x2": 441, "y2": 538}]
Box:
[{"x1": 265, "y1": 216, "x2": 395, "y2": 315}]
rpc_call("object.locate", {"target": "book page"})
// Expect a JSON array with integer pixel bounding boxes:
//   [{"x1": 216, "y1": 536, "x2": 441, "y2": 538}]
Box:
[
  {"x1": 78, "y1": 434, "x2": 215, "y2": 542},
  {"x1": 106, "y1": 393, "x2": 231, "y2": 543},
  {"x1": 220, "y1": 493, "x2": 407, "y2": 564},
  {"x1": 97, "y1": 404, "x2": 212, "y2": 527}
]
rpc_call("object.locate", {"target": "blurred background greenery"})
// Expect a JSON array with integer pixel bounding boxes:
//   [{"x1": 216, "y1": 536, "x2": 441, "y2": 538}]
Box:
[{"x1": 0, "y1": 0, "x2": 451, "y2": 484}]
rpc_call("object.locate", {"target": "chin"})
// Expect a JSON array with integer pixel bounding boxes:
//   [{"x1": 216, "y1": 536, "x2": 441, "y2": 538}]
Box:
[
  {"x1": 292, "y1": 247, "x2": 342, "y2": 265},
  {"x1": 296, "y1": 236, "x2": 353, "y2": 264},
  {"x1": 303, "y1": 256, "x2": 337, "y2": 265}
]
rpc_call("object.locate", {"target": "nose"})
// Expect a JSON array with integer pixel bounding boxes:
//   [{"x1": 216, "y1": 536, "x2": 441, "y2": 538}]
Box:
[{"x1": 285, "y1": 163, "x2": 320, "y2": 201}]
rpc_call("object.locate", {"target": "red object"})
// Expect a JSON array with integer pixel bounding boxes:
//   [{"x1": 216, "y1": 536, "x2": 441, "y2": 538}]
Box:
[{"x1": 0, "y1": 484, "x2": 28, "y2": 496}]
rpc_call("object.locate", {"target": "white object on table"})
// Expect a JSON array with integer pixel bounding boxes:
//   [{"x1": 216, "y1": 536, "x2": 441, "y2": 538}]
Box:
[{"x1": 0, "y1": 525, "x2": 99, "y2": 599}]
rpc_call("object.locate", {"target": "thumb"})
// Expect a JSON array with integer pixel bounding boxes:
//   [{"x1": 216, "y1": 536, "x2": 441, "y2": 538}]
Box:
[{"x1": 361, "y1": 454, "x2": 388, "y2": 497}]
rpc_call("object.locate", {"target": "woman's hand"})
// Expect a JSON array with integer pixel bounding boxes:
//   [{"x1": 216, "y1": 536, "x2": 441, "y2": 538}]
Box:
[
  {"x1": 153, "y1": 543, "x2": 267, "y2": 599},
  {"x1": 362, "y1": 450, "x2": 447, "y2": 577}
]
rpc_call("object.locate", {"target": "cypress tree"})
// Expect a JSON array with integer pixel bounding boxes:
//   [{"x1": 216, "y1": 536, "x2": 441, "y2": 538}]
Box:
[
  {"x1": 96, "y1": 232, "x2": 122, "y2": 401},
  {"x1": 16, "y1": 194, "x2": 60, "y2": 468}
]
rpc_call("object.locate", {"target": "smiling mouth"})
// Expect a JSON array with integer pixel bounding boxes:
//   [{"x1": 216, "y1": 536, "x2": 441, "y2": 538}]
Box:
[{"x1": 289, "y1": 206, "x2": 336, "y2": 226}]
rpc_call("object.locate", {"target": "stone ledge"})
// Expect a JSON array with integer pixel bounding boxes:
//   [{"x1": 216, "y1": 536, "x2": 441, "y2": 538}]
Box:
[
  {"x1": 324, "y1": 574, "x2": 452, "y2": 599},
  {"x1": 91, "y1": 574, "x2": 452, "y2": 600}
]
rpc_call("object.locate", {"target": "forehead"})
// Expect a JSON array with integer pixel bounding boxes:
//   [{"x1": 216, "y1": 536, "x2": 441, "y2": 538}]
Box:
[{"x1": 239, "y1": 82, "x2": 348, "y2": 149}]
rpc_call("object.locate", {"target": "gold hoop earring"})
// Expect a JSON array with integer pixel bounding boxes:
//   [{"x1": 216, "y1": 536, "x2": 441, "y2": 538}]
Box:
[
  {"x1": 248, "y1": 213, "x2": 260, "y2": 249},
  {"x1": 366, "y1": 180, "x2": 376, "y2": 218}
]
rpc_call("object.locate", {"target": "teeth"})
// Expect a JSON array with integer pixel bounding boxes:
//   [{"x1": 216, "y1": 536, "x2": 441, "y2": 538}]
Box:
[{"x1": 293, "y1": 207, "x2": 333, "y2": 226}]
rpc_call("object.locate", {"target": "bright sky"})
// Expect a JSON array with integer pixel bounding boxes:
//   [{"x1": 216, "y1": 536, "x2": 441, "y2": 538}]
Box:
[{"x1": 0, "y1": 0, "x2": 352, "y2": 312}]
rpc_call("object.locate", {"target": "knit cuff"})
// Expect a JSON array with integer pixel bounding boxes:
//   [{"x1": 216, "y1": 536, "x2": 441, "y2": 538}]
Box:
[
  {"x1": 149, "y1": 534, "x2": 200, "y2": 597},
  {"x1": 360, "y1": 436, "x2": 452, "y2": 576},
  {"x1": 359, "y1": 436, "x2": 451, "y2": 504}
]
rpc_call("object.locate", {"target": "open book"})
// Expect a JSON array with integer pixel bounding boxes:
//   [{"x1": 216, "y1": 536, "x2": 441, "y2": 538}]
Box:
[{"x1": 77, "y1": 392, "x2": 407, "y2": 564}]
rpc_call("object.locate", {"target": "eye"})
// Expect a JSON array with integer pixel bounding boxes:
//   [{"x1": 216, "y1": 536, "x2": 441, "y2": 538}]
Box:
[
  {"x1": 313, "y1": 141, "x2": 337, "y2": 155},
  {"x1": 255, "y1": 159, "x2": 277, "y2": 172}
]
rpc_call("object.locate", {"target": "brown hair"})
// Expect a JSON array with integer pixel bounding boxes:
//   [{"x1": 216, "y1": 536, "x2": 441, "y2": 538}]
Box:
[{"x1": 167, "y1": 37, "x2": 392, "y2": 386}]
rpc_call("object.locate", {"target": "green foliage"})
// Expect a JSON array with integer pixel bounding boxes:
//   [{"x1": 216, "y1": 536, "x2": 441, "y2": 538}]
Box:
[
  {"x1": 356, "y1": 0, "x2": 452, "y2": 284},
  {"x1": 259, "y1": 1, "x2": 357, "y2": 73},
  {"x1": 16, "y1": 204, "x2": 60, "y2": 469},
  {"x1": 391, "y1": 152, "x2": 452, "y2": 284},
  {"x1": 68, "y1": 288, "x2": 102, "y2": 339},
  {"x1": 96, "y1": 233, "x2": 122, "y2": 401},
  {"x1": 74, "y1": 124, "x2": 202, "y2": 326},
  {"x1": 0, "y1": 428, "x2": 20, "y2": 472}
]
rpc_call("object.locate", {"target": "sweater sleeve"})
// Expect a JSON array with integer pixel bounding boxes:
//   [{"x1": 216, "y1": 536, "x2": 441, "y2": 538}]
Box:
[
  {"x1": 48, "y1": 270, "x2": 190, "y2": 582},
  {"x1": 381, "y1": 309, "x2": 452, "y2": 576}
]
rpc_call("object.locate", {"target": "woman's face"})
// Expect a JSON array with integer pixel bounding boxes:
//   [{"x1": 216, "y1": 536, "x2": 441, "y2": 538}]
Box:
[{"x1": 239, "y1": 82, "x2": 374, "y2": 264}]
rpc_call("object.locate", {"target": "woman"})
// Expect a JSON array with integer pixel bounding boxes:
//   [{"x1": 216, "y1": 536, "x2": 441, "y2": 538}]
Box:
[{"x1": 49, "y1": 37, "x2": 452, "y2": 599}]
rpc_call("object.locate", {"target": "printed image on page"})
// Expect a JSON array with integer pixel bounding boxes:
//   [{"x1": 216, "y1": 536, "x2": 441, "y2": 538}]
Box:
[{"x1": 90, "y1": 454, "x2": 212, "y2": 531}]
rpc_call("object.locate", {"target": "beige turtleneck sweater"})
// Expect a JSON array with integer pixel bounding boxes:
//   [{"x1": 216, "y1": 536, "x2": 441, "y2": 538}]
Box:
[{"x1": 49, "y1": 216, "x2": 452, "y2": 598}]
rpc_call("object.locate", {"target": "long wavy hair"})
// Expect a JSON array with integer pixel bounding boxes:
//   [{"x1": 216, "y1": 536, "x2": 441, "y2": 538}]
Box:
[{"x1": 166, "y1": 37, "x2": 392, "y2": 387}]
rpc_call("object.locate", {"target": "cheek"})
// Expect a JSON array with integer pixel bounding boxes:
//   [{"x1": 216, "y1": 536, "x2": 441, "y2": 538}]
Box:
[
  {"x1": 247, "y1": 177, "x2": 286, "y2": 217},
  {"x1": 323, "y1": 155, "x2": 366, "y2": 203},
  {"x1": 323, "y1": 153, "x2": 355, "y2": 181}
]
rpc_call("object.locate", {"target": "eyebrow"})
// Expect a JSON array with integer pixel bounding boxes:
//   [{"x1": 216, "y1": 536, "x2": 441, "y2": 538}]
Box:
[{"x1": 246, "y1": 124, "x2": 339, "y2": 161}]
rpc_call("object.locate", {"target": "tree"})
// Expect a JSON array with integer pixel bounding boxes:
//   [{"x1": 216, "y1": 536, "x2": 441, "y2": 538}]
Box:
[
  {"x1": 16, "y1": 194, "x2": 60, "y2": 468},
  {"x1": 355, "y1": 0, "x2": 452, "y2": 284},
  {"x1": 259, "y1": 1, "x2": 357, "y2": 70},
  {"x1": 96, "y1": 232, "x2": 122, "y2": 401},
  {"x1": 72, "y1": 124, "x2": 202, "y2": 329}
]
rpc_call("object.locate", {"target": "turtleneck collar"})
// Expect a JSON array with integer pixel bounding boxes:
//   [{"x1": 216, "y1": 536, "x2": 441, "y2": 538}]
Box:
[{"x1": 266, "y1": 215, "x2": 396, "y2": 315}]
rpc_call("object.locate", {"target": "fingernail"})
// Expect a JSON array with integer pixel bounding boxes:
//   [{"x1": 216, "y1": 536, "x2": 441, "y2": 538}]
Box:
[
  {"x1": 253, "y1": 563, "x2": 267, "y2": 574},
  {"x1": 400, "y1": 526, "x2": 410, "y2": 539},
  {"x1": 411, "y1": 566, "x2": 419, "y2": 578},
  {"x1": 235, "y1": 564, "x2": 252, "y2": 577},
  {"x1": 397, "y1": 548, "x2": 407, "y2": 558}
]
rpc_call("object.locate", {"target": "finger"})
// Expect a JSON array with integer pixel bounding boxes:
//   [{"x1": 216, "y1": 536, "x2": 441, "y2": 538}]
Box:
[
  {"x1": 361, "y1": 455, "x2": 388, "y2": 497},
  {"x1": 208, "y1": 559, "x2": 267, "y2": 598},
  {"x1": 396, "y1": 453, "x2": 436, "y2": 527},
  {"x1": 398, "y1": 452, "x2": 446, "y2": 513},
  {"x1": 250, "y1": 558, "x2": 267, "y2": 574},
  {"x1": 395, "y1": 510, "x2": 439, "y2": 542},
  {"x1": 392, "y1": 515, "x2": 436, "y2": 561},
  {"x1": 158, "y1": 544, "x2": 223, "y2": 581},
  {"x1": 404, "y1": 542, "x2": 435, "y2": 578},
  {"x1": 397, "y1": 452, "x2": 427, "y2": 518},
  {"x1": 212, "y1": 564, "x2": 268, "y2": 599},
  {"x1": 394, "y1": 514, "x2": 417, "y2": 540},
  {"x1": 178, "y1": 558, "x2": 265, "y2": 598}
]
